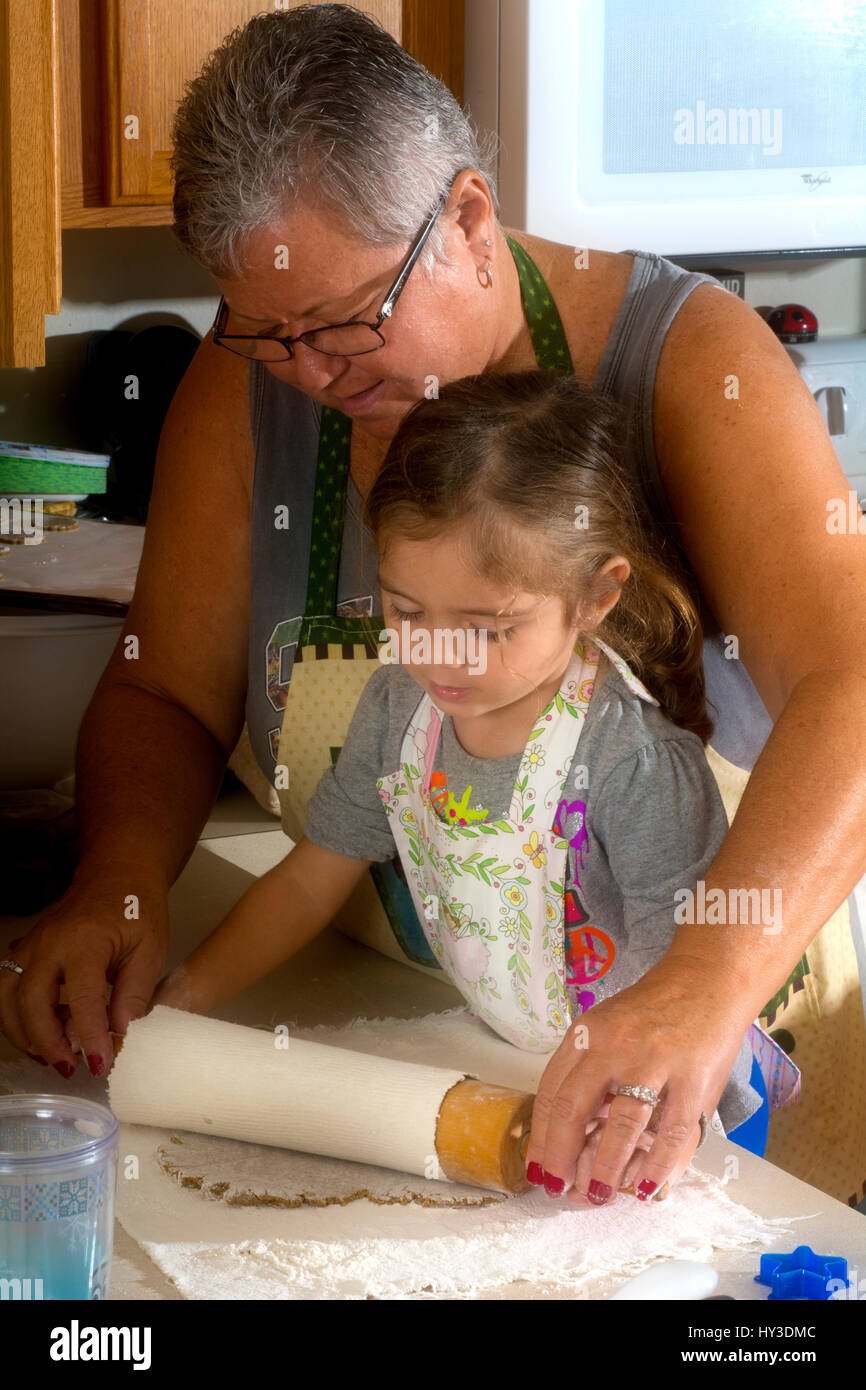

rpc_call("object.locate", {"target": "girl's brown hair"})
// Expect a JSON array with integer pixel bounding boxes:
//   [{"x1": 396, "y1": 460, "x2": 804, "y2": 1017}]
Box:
[{"x1": 363, "y1": 370, "x2": 716, "y2": 744}]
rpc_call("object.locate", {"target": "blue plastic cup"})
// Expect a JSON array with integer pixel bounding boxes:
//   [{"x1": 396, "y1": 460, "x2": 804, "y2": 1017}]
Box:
[{"x1": 0, "y1": 1094, "x2": 119, "y2": 1300}]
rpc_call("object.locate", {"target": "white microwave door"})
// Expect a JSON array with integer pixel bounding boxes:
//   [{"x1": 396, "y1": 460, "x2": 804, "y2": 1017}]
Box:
[{"x1": 494, "y1": 0, "x2": 866, "y2": 256}]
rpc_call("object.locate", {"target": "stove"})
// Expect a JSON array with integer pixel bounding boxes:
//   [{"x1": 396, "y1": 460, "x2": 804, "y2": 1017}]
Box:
[{"x1": 785, "y1": 335, "x2": 866, "y2": 512}]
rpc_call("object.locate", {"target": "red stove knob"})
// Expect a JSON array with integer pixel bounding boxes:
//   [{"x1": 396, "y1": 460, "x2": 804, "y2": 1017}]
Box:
[{"x1": 766, "y1": 303, "x2": 818, "y2": 343}]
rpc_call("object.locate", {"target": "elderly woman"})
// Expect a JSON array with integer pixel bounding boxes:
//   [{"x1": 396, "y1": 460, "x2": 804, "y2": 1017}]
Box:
[{"x1": 3, "y1": 4, "x2": 866, "y2": 1208}]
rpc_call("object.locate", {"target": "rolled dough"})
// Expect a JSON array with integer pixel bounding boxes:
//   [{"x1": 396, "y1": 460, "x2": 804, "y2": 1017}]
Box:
[{"x1": 156, "y1": 1132, "x2": 504, "y2": 1208}]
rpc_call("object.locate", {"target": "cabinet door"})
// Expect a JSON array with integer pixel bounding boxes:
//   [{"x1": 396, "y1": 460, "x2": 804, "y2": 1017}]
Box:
[
  {"x1": 101, "y1": 0, "x2": 461, "y2": 207},
  {"x1": 102, "y1": 0, "x2": 271, "y2": 205},
  {"x1": 0, "y1": 0, "x2": 61, "y2": 366}
]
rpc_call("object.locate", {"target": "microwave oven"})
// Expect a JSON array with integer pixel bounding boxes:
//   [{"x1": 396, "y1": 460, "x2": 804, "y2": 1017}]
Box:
[{"x1": 464, "y1": 0, "x2": 866, "y2": 261}]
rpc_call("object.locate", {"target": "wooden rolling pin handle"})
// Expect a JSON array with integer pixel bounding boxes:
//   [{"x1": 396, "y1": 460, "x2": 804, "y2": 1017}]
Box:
[
  {"x1": 435, "y1": 1078, "x2": 647, "y2": 1199},
  {"x1": 435, "y1": 1078, "x2": 535, "y2": 1194}
]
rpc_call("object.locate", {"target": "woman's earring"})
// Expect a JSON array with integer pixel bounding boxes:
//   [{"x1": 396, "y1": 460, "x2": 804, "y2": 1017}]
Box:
[{"x1": 478, "y1": 238, "x2": 494, "y2": 288}]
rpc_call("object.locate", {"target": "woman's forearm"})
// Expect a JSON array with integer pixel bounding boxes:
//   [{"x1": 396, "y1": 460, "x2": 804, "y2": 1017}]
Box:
[
  {"x1": 72, "y1": 679, "x2": 231, "y2": 892},
  {"x1": 666, "y1": 666, "x2": 866, "y2": 1020}
]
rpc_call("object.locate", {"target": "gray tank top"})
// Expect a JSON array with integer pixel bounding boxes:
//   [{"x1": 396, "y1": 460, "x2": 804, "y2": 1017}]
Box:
[{"x1": 244, "y1": 248, "x2": 773, "y2": 781}]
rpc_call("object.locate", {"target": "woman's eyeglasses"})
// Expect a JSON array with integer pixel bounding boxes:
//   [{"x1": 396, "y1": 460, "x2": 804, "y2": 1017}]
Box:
[{"x1": 212, "y1": 190, "x2": 449, "y2": 361}]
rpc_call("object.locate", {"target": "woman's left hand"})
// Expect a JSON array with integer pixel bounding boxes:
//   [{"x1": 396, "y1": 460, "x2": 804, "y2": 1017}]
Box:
[{"x1": 525, "y1": 954, "x2": 753, "y2": 1203}]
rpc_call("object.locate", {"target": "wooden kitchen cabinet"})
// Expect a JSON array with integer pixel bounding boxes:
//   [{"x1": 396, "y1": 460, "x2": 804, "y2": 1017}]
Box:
[
  {"x1": 0, "y1": 0, "x2": 62, "y2": 367},
  {"x1": 1, "y1": 0, "x2": 464, "y2": 366}
]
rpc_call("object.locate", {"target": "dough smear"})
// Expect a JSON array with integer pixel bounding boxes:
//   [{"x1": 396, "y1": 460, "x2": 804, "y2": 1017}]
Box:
[{"x1": 156, "y1": 1131, "x2": 506, "y2": 1209}]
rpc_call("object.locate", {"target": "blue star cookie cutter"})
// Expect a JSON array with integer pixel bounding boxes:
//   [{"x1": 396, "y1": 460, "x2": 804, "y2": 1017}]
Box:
[{"x1": 755, "y1": 1244, "x2": 849, "y2": 1301}]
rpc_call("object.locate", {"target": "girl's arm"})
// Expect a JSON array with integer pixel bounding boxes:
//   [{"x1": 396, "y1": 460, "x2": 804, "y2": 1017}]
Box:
[
  {"x1": 154, "y1": 665, "x2": 400, "y2": 1018},
  {"x1": 151, "y1": 837, "x2": 373, "y2": 1016}
]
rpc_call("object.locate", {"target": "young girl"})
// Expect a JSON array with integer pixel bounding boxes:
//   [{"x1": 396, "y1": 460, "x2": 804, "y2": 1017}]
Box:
[{"x1": 153, "y1": 369, "x2": 794, "y2": 1199}]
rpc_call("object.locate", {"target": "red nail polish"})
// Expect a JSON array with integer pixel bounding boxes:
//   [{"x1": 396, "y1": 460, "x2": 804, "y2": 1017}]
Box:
[
  {"x1": 86, "y1": 1054, "x2": 105, "y2": 1078},
  {"x1": 53, "y1": 1061, "x2": 75, "y2": 1079},
  {"x1": 543, "y1": 1173, "x2": 565, "y2": 1196},
  {"x1": 636, "y1": 1179, "x2": 658, "y2": 1201},
  {"x1": 588, "y1": 1179, "x2": 613, "y2": 1204},
  {"x1": 526, "y1": 1161, "x2": 545, "y2": 1186}
]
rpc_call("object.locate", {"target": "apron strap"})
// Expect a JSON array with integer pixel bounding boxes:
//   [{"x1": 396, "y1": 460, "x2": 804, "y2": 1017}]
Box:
[
  {"x1": 503, "y1": 234, "x2": 575, "y2": 374},
  {"x1": 421, "y1": 707, "x2": 443, "y2": 794},
  {"x1": 305, "y1": 405, "x2": 352, "y2": 618},
  {"x1": 748, "y1": 1020, "x2": 801, "y2": 1111}
]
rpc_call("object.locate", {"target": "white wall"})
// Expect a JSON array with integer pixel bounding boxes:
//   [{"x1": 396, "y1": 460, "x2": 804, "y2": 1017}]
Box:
[{"x1": 0, "y1": 228, "x2": 219, "y2": 449}]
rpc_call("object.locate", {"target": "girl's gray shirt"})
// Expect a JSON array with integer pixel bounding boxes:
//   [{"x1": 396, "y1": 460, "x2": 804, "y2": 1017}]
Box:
[{"x1": 303, "y1": 659, "x2": 761, "y2": 1134}]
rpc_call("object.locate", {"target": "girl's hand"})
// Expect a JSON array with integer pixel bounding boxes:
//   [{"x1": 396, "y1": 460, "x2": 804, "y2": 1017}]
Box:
[
  {"x1": 564, "y1": 1099, "x2": 702, "y2": 1206},
  {"x1": 148, "y1": 964, "x2": 212, "y2": 1016},
  {"x1": 525, "y1": 955, "x2": 751, "y2": 1203}
]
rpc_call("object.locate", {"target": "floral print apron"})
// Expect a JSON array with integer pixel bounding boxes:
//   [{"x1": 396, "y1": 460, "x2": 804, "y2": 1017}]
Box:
[{"x1": 378, "y1": 639, "x2": 652, "y2": 1051}]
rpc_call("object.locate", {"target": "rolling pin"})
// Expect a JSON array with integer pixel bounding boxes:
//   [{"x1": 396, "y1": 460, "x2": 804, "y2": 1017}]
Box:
[
  {"x1": 109, "y1": 1016, "x2": 646, "y2": 1198},
  {"x1": 107, "y1": 1007, "x2": 536, "y2": 1195}
]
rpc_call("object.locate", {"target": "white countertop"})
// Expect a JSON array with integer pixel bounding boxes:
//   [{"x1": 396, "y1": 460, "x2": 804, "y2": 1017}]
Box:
[
  {"x1": 0, "y1": 518, "x2": 144, "y2": 606},
  {"x1": 3, "y1": 784, "x2": 865, "y2": 1300}
]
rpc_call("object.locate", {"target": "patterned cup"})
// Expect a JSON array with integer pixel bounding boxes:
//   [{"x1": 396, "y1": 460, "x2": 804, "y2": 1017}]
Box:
[{"x1": 0, "y1": 1094, "x2": 119, "y2": 1300}]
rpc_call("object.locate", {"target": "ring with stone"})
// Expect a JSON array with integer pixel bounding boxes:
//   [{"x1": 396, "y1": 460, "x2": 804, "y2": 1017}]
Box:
[
  {"x1": 0, "y1": 959, "x2": 24, "y2": 977},
  {"x1": 616, "y1": 1083, "x2": 660, "y2": 1107}
]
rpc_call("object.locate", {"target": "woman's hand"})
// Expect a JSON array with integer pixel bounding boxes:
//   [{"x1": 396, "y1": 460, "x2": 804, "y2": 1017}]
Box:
[
  {"x1": 525, "y1": 955, "x2": 751, "y2": 1203},
  {"x1": 0, "y1": 869, "x2": 169, "y2": 1078}
]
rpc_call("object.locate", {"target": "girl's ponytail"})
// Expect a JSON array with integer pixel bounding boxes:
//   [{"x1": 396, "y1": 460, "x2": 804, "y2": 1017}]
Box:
[
  {"x1": 594, "y1": 534, "x2": 716, "y2": 744},
  {"x1": 365, "y1": 369, "x2": 717, "y2": 744}
]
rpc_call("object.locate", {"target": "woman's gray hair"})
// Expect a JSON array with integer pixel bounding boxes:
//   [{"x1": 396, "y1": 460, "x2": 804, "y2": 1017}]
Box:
[{"x1": 171, "y1": 3, "x2": 501, "y2": 281}]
